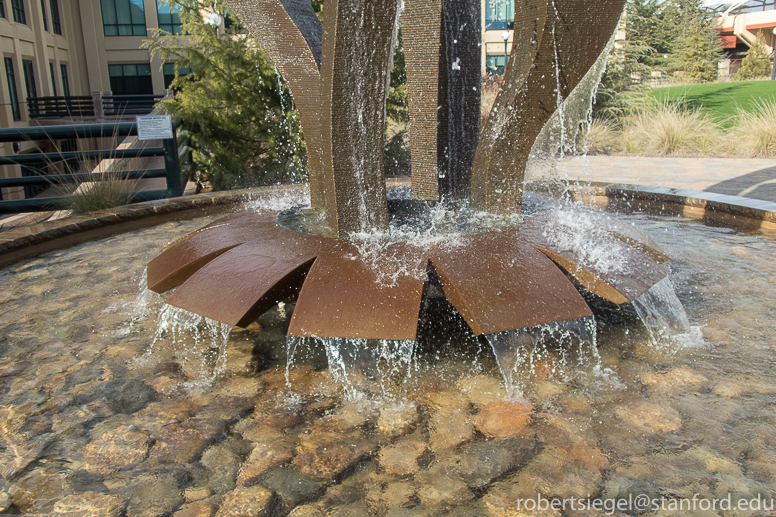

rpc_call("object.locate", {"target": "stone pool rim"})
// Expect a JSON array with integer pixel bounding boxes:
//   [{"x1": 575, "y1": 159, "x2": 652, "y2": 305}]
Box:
[{"x1": 1, "y1": 180, "x2": 774, "y2": 269}]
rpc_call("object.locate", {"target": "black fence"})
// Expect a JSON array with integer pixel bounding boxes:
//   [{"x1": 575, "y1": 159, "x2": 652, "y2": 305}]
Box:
[
  {"x1": 0, "y1": 121, "x2": 191, "y2": 213},
  {"x1": 27, "y1": 96, "x2": 95, "y2": 118},
  {"x1": 102, "y1": 94, "x2": 165, "y2": 116}
]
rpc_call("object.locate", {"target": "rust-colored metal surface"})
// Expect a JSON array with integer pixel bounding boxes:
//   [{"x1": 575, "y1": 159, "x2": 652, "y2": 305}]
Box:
[
  {"x1": 428, "y1": 230, "x2": 593, "y2": 335},
  {"x1": 225, "y1": 0, "x2": 331, "y2": 218},
  {"x1": 149, "y1": 210, "x2": 668, "y2": 339},
  {"x1": 288, "y1": 242, "x2": 427, "y2": 340},
  {"x1": 471, "y1": 0, "x2": 626, "y2": 213}
]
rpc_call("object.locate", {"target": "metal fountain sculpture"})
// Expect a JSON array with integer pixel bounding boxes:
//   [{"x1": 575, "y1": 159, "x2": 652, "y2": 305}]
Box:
[{"x1": 147, "y1": 0, "x2": 669, "y2": 342}]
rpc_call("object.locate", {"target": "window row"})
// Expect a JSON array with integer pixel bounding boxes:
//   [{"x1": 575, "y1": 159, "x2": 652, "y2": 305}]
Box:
[
  {"x1": 485, "y1": 0, "x2": 514, "y2": 31},
  {"x1": 100, "y1": 0, "x2": 182, "y2": 37},
  {"x1": 0, "y1": 0, "x2": 62, "y2": 35}
]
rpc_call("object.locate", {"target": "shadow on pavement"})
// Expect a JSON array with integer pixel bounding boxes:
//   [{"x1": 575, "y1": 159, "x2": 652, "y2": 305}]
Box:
[{"x1": 705, "y1": 166, "x2": 776, "y2": 203}]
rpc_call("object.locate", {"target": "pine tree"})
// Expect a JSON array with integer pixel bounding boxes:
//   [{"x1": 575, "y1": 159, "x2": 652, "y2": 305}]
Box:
[
  {"x1": 736, "y1": 32, "x2": 772, "y2": 81},
  {"x1": 144, "y1": 0, "x2": 307, "y2": 190},
  {"x1": 670, "y1": 15, "x2": 723, "y2": 83}
]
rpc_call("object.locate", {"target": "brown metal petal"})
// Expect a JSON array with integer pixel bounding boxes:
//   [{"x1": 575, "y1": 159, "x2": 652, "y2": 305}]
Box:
[
  {"x1": 288, "y1": 242, "x2": 427, "y2": 340},
  {"x1": 428, "y1": 229, "x2": 593, "y2": 335}
]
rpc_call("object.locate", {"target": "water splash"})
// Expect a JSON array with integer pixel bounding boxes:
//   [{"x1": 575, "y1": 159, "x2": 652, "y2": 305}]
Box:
[
  {"x1": 135, "y1": 305, "x2": 232, "y2": 392},
  {"x1": 542, "y1": 207, "x2": 630, "y2": 275},
  {"x1": 483, "y1": 317, "x2": 599, "y2": 399},
  {"x1": 244, "y1": 187, "x2": 311, "y2": 214},
  {"x1": 297, "y1": 337, "x2": 418, "y2": 401},
  {"x1": 632, "y1": 277, "x2": 692, "y2": 346}
]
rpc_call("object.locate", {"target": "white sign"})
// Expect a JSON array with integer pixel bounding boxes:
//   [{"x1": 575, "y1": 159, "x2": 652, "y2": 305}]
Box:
[{"x1": 136, "y1": 115, "x2": 173, "y2": 141}]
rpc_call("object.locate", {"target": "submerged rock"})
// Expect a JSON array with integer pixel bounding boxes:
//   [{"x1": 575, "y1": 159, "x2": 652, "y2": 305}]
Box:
[
  {"x1": 615, "y1": 402, "x2": 682, "y2": 433},
  {"x1": 215, "y1": 486, "x2": 273, "y2": 516},
  {"x1": 377, "y1": 402, "x2": 420, "y2": 438},
  {"x1": 473, "y1": 400, "x2": 533, "y2": 439},
  {"x1": 378, "y1": 439, "x2": 427, "y2": 476},
  {"x1": 511, "y1": 446, "x2": 603, "y2": 500},
  {"x1": 82, "y1": 426, "x2": 151, "y2": 475},
  {"x1": 236, "y1": 439, "x2": 294, "y2": 487},
  {"x1": 640, "y1": 366, "x2": 708, "y2": 393},
  {"x1": 428, "y1": 406, "x2": 474, "y2": 452}
]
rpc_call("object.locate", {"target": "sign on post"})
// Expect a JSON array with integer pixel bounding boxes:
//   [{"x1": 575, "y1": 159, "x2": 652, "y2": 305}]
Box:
[{"x1": 136, "y1": 115, "x2": 173, "y2": 141}]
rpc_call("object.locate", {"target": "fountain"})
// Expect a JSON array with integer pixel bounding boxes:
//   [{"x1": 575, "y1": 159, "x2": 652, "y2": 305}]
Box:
[
  {"x1": 147, "y1": 0, "x2": 664, "y2": 347},
  {"x1": 2, "y1": 1, "x2": 776, "y2": 515}
]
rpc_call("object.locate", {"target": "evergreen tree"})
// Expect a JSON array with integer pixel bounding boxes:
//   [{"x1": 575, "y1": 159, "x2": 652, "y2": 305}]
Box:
[
  {"x1": 671, "y1": 17, "x2": 721, "y2": 82},
  {"x1": 736, "y1": 32, "x2": 772, "y2": 80},
  {"x1": 144, "y1": 0, "x2": 306, "y2": 190}
]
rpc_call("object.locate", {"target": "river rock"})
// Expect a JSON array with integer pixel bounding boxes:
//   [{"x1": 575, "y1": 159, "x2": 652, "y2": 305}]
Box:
[
  {"x1": 200, "y1": 441, "x2": 243, "y2": 493},
  {"x1": 377, "y1": 402, "x2": 420, "y2": 438},
  {"x1": 288, "y1": 506, "x2": 325, "y2": 517},
  {"x1": 473, "y1": 400, "x2": 533, "y2": 439},
  {"x1": 82, "y1": 426, "x2": 151, "y2": 474},
  {"x1": 434, "y1": 437, "x2": 536, "y2": 488},
  {"x1": 173, "y1": 498, "x2": 218, "y2": 517},
  {"x1": 414, "y1": 470, "x2": 474, "y2": 511},
  {"x1": 52, "y1": 491, "x2": 124, "y2": 516},
  {"x1": 379, "y1": 481, "x2": 416, "y2": 509},
  {"x1": 511, "y1": 446, "x2": 603, "y2": 500},
  {"x1": 292, "y1": 430, "x2": 377, "y2": 479},
  {"x1": 378, "y1": 439, "x2": 426, "y2": 476},
  {"x1": 559, "y1": 443, "x2": 611, "y2": 470},
  {"x1": 640, "y1": 366, "x2": 707, "y2": 393},
  {"x1": 215, "y1": 486, "x2": 273, "y2": 516},
  {"x1": 236, "y1": 439, "x2": 294, "y2": 487},
  {"x1": 146, "y1": 424, "x2": 208, "y2": 465},
  {"x1": 428, "y1": 406, "x2": 474, "y2": 452},
  {"x1": 92, "y1": 379, "x2": 156, "y2": 414},
  {"x1": 615, "y1": 402, "x2": 682, "y2": 433},
  {"x1": 259, "y1": 466, "x2": 325, "y2": 509},
  {"x1": 124, "y1": 472, "x2": 183, "y2": 517},
  {"x1": 455, "y1": 375, "x2": 505, "y2": 407},
  {"x1": 0, "y1": 490, "x2": 10, "y2": 512}
]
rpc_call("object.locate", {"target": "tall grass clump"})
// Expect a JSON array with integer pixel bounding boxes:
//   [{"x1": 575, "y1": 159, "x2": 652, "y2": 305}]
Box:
[
  {"x1": 578, "y1": 117, "x2": 622, "y2": 155},
  {"x1": 621, "y1": 99, "x2": 721, "y2": 156},
  {"x1": 63, "y1": 168, "x2": 140, "y2": 214},
  {"x1": 730, "y1": 98, "x2": 776, "y2": 158}
]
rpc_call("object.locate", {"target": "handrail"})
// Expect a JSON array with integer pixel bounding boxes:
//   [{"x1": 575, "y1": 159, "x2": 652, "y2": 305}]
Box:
[{"x1": 0, "y1": 120, "x2": 188, "y2": 213}]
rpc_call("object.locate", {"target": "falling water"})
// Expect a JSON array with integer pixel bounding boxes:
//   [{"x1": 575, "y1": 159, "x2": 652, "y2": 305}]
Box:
[
  {"x1": 135, "y1": 305, "x2": 233, "y2": 392},
  {"x1": 632, "y1": 276, "x2": 692, "y2": 345},
  {"x1": 285, "y1": 337, "x2": 417, "y2": 401},
  {"x1": 483, "y1": 317, "x2": 599, "y2": 399}
]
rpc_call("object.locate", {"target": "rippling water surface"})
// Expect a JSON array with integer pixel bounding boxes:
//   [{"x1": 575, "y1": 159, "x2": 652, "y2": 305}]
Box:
[{"x1": 0, "y1": 202, "x2": 774, "y2": 516}]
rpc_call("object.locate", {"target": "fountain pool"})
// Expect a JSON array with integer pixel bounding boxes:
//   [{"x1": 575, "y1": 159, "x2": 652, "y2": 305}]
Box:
[{"x1": 0, "y1": 192, "x2": 775, "y2": 516}]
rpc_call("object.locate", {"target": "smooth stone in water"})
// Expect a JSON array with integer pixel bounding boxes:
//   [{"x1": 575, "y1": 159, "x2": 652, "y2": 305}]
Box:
[
  {"x1": 92, "y1": 379, "x2": 156, "y2": 414},
  {"x1": 615, "y1": 402, "x2": 682, "y2": 433},
  {"x1": 82, "y1": 426, "x2": 151, "y2": 475},
  {"x1": 378, "y1": 439, "x2": 427, "y2": 476},
  {"x1": 510, "y1": 446, "x2": 603, "y2": 500},
  {"x1": 473, "y1": 400, "x2": 533, "y2": 439},
  {"x1": 124, "y1": 472, "x2": 183, "y2": 517},
  {"x1": 52, "y1": 491, "x2": 125, "y2": 516},
  {"x1": 455, "y1": 375, "x2": 505, "y2": 407},
  {"x1": 377, "y1": 402, "x2": 420, "y2": 438},
  {"x1": 428, "y1": 406, "x2": 475, "y2": 452},
  {"x1": 215, "y1": 486, "x2": 273, "y2": 517},
  {"x1": 259, "y1": 466, "x2": 325, "y2": 509},
  {"x1": 236, "y1": 439, "x2": 294, "y2": 487},
  {"x1": 640, "y1": 366, "x2": 708, "y2": 393}
]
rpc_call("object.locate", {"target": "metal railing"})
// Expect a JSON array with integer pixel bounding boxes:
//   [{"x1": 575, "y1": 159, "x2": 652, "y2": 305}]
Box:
[
  {"x1": 0, "y1": 121, "x2": 191, "y2": 213},
  {"x1": 27, "y1": 96, "x2": 95, "y2": 118},
  {"x1": 102, "y1": 94, "x2": 165, "y2": 117}
]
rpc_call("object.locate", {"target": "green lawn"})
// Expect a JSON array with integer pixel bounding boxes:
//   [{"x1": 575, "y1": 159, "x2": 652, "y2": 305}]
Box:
[{"x1": 650, "y1": 80, "x2": 776, "y2": 128}]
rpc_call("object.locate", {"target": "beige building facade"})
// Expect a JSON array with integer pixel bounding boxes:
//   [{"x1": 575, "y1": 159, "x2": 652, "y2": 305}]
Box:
[{"x1": 0, "y1": 0, "x2": 185, "y2": 200}]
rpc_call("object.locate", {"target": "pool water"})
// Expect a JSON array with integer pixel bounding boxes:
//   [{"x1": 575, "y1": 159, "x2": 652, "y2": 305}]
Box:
[{"x1": 0, "y1": 204, "x2": 774, "y2": 516}]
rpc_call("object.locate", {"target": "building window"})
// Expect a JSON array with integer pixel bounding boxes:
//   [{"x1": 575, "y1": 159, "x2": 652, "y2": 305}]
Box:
[
  {"x1": 5, "y1": 58, "x2": 21, "y2": 121},
  {"x1": 60, "y1": 63, "x2": 69, "y2": 96},
  {"x1": 39, "y1": 0, "x2": 47, "y2": 30},
  {"x1": 163, "y1": 62, "x2": 191, "y2": 89},
  {"x1": 486, "y1": 54, "x2": 508, "y2": 75},
  {"x1": 11, "y1": 0, "x2": 26, "y2": 24},
  {"x1": 22, "y1": 59, "x2": 37, "y2": 103},
  {"x1": 108, "y1": 63, "x2": 152, "y2": 94},
  {"x1": 49, "y1": 62, "x2": 56, "y2": 95},
  {"x1": 100, "y1": 0, "x2": 146, "y2": 36},
  {"x1": 157, "y1": 0, "x2": 182, "y2": 34},
  {"x1": 49, "y1": 0, "x2": 60, "y2": 34},
  {"x1": 485, "y1": 0, "x2": 513, "y2": 31},
  {"x1": 0, "y1": 0, "x2": 5, "y2": 19}
]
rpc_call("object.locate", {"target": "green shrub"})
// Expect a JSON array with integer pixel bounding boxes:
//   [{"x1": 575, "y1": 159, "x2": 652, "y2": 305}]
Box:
[{"x1": 735, "y1": 33, "x2": 772, "y2": 81}]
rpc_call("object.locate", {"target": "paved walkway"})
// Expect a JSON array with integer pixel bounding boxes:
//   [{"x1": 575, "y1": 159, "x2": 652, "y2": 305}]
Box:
[{"x1": 558, "y1": 156, "x2": 776, "y2": 204}]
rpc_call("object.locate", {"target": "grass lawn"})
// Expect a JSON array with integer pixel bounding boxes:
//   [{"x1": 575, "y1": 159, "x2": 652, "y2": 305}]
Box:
[{"x1": 650, "y1": 80, "x2": 776, "y2": 128}]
